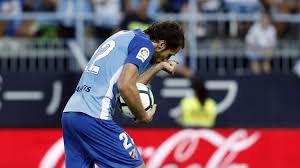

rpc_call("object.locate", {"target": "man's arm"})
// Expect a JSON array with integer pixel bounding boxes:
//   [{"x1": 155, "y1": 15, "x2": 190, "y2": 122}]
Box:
[
  {"x1": 174, "y1": 65, "x2": 193, "y2": 78},
  {"x1": 138, "y1": 60, "x2": 178, "y2": 84},
  {"x1": 118, "y1": 63, "x2": 156, "y2": 124}
]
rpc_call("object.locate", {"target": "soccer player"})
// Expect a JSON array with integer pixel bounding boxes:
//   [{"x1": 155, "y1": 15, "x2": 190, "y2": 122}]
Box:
[{"x1": 62, "y1": 21, "x2": 185, "y2": 168}]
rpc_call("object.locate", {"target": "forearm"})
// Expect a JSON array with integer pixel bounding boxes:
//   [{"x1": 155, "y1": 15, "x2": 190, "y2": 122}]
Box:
[
  {"x1": 137, "y1": 63, "x2": 163, "y2": 84},
  {"x1": 118, "y1": 63, "x2": 151, "y2": 123},
  {"x1": 174, "y1": 65, "x2": 193, "y2": 78},
  {"x1": 246, "y1": 43, "x2": 256, "y2": 50},
  {"x1": 119, "y1": 84, "x2": 149, "y2": 122}
]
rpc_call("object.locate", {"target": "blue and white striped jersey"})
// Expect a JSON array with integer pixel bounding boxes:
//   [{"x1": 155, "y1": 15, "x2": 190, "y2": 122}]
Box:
[{"x1": 63, "y1": 29, "x2": 154, "y2": 120}]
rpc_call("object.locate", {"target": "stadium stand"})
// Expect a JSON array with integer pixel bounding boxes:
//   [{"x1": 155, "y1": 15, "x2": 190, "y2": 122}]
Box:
[{"x1": 0, "y1": 0, "x2": 298, "y2": 75}]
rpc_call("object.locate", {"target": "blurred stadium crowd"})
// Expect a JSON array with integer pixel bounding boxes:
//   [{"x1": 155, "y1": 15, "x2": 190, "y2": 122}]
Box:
[
  {"x1": 0, "y1": 0, "x2": 299, "y2": 75},
  {"x1": 0, "y1": 0, "x2": 299, "y2": 39}
]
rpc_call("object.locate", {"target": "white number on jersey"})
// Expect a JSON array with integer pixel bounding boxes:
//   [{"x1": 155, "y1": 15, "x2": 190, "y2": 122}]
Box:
[
  {"x1": 86, "y1": 40, "x2": 116, "y2": 74},
  {"x1": 119, "y1": 132, "x2": 133, "y2": 150}
]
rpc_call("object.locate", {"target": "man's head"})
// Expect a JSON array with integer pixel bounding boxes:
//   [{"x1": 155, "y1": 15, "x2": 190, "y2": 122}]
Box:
[
  {"x1": 144, "y1": 21, "x2": 185, "y2": 64},
  {"x1": 260, "y1": 13, "x2": 271, "y2": 29},
  {"x1": 137, "y1": 0, "x2": 149, "y2": 17},
  {"x1": 192, "y1": 78, "x2": 208, "y2": 104}
]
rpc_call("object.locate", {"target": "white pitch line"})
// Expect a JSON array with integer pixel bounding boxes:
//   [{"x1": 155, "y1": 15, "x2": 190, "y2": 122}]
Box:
[{"x1": 3, "y1": 91, "x2": 44, "y2": 101}]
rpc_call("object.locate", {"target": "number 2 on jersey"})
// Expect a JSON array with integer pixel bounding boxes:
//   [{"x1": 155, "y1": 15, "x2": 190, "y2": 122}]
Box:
[
  {"x1": 86, "y1": 40, "x2": 116, "y2": 74},
  {"x1": 119, "y1": 132, "x2": 133, "y2": 150}
]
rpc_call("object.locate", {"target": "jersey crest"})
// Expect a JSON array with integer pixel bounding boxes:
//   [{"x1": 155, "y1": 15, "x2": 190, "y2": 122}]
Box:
[{"x1": 136, "y1": 47, "x2": 150, "y2": 62}]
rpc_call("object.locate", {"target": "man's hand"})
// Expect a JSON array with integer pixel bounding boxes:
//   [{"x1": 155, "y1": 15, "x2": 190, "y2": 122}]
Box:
[
  {"x1": 159, "y1": 60, "x2": 178, "y2": 74},
  {"x1": 135, "y1": 104, "x2": 157, "y2": 124}
]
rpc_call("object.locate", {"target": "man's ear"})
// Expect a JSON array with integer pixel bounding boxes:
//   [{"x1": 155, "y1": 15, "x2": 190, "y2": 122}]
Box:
[{"x1": 156, "y1": 40, "x2": 166, "y2": 52}]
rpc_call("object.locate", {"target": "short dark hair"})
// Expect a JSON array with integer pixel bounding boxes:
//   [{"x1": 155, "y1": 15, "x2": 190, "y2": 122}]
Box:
[
  {"x1": 144, "y1": 21, "x2": 185, "y2": 50},
  {"x1": 191, "y1": 78, "x2": 208, "y2": 104}
]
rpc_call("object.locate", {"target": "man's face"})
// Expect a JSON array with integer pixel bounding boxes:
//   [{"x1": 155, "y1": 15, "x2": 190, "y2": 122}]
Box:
[
  {"x1": 151, "y1": 47, "x2": 180, "y2": 64},
  {"x1": 261, "y1": 15, "x2": 270, "y2": 28}
]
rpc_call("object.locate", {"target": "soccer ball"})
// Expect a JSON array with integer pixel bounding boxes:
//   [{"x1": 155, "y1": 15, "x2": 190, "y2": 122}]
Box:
[{"x1": 118, "y1": 83, "x2": 154, "y2": 119}]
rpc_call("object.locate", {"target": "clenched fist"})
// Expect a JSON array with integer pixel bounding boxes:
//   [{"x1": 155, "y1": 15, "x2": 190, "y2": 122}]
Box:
[{"x1": 159, "y1": 60, "x2": 178, "y2": 74}]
